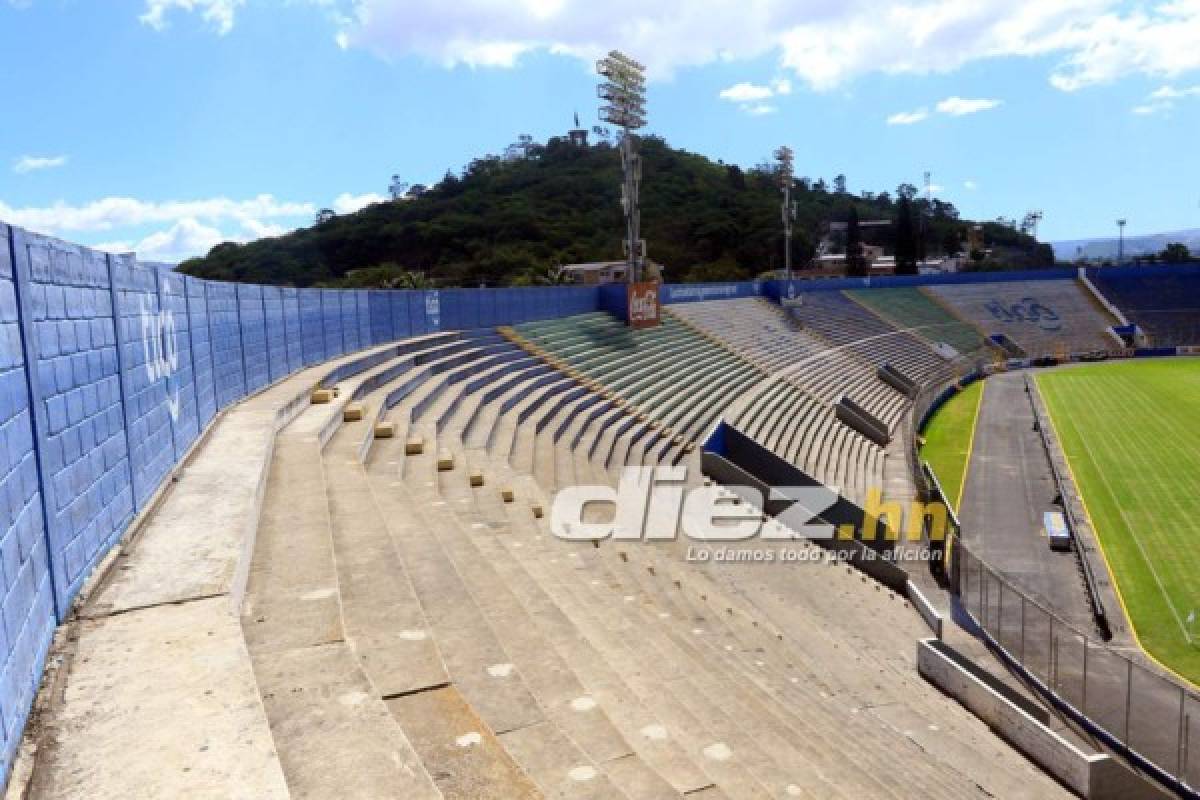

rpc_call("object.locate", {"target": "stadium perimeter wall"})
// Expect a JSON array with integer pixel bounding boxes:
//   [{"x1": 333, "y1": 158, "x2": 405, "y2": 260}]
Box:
[
  {"x1": 0, "y1": 222, "x2": 598, "y2": 783},
  {"x1": 1, "y1": 221, "x2": 1190, "y2": 784},
  {"x1": 597, "y1": 268, "x2": 1082, "y2": 319}
]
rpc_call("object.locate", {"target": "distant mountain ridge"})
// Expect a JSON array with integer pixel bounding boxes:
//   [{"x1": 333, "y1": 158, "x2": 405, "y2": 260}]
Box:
[{"x1": 1052, "y1": 228, "x2": 1200, "y2": 261}]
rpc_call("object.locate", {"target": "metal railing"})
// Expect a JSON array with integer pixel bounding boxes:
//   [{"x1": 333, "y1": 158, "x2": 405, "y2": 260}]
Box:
[{"x1": 954, "y1": 541, "x2": 1200, "y2": 796}]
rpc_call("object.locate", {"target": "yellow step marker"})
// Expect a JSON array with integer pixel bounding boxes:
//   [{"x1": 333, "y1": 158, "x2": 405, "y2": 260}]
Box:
[
  {"x1": 343, "y1": 402, "x2": 364, "y2": 422},
  {"x1": 311, "y1": 388, "x2": 333, "y2": 404},
  {"x1": 500, "y1": 487, "x2": 515, "y2": 503},
  {"x1": 436, "y1": 450, "x2": 454, "y2": 471},
  {"x1": 469, "y1": 469, "x2": 485, "y2": 487},
  {"x1": 405, "y1": 436, "x2": 425, "y2": 455},
  {"x1": 374, "y1": 422, "x2": 396, "y2": 439}
]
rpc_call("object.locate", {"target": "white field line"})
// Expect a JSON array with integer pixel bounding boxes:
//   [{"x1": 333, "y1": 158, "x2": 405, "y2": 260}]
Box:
[{"x1": 1048, "y1": 376, "x2": 1194, "y2": 645}]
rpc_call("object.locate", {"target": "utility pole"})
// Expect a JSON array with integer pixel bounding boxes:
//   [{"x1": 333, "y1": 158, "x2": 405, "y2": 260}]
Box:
[
  {"x1": 597, "y1": 51, "x2": 647, "y2": 283},
  {"x1": 920, "y1": 171, "x2": 932, "y2": 266},
  {"x1": 1117, "y1": 218, "x2": 1127, "y2": 264},
  {"x1": 775, "y1": 146, "x2": 795, "y2": 280}
]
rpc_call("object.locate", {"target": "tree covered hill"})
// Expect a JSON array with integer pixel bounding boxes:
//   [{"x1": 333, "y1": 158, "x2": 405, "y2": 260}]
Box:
[{"x1": 178, "y1": 134, "x2": 1052, "y2": 287}]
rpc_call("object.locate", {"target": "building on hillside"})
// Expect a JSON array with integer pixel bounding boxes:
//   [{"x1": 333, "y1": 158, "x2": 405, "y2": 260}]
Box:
[
  {"x1": 816, "y1": 221, "x2": 897, "y2": 274},
  {"x1": 560, "y1": 259, "x2": 663, "y2": 285},
  {"x1": 567, "y1": 112, "x2": 589, "y2": 147}
]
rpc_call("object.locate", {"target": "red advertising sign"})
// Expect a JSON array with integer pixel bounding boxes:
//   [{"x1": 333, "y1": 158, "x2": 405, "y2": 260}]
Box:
[{"x1": 627, "y1": 281, "x2": 661, "y2": 329}]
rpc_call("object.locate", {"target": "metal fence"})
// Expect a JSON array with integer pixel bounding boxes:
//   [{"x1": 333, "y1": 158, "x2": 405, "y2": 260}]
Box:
[{"x1": 954, "y1": 540, "x2": 1200, "y2": 793}]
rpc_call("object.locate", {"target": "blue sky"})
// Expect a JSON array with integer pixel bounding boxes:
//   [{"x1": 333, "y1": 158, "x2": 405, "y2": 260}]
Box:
[{"x1": 2, "y1": 0, "x2": 1198, "y2": 262}]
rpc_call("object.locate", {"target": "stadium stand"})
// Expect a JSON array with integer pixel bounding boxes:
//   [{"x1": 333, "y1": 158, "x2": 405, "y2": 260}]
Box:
[
  {"x1": 925, "y1": 279, "x2": 1119, "y2": 357},
  {"x1": 1089, "y1": 267, "x2": 1200, "y2": 347},
  {"x1": 508, "y1": 313, "x2": 759, "y2": 469},
  {"x1": 668, "y1": 298, "x2": 909, "y2": 425},
  {"x1": 12, "y1": 221, "x2": 1168, "y2": 799},
  {"x1": 844, "y1": 287, "x2": 999, "y2": 363},
  {"x1": 287, "y1": 323, "x2": 1066, "y2": 798},
  {"x1": 781, "y1": 289, "x2": 952, "y2": 387}
]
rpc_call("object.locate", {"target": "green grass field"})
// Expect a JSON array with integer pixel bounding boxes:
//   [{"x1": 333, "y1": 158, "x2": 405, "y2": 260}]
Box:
[
  {"x1": 919, "y1": 380, "x2": 984, "y2": 513},
  {"x1": 1038, "y1": 359, "x2": 1200, "y2": 684}
]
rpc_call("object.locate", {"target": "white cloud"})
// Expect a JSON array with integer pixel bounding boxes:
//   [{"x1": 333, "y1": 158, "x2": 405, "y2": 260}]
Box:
[
  {"x1": 95, "y1": 218, "x2": 227, "y2": 263},
  {"x1": 718, "y1": 79, "x2": 790, "y2": 115},
  {"x1": 718, "y1": 82, "x2": 774, "y2": 103},
  {"x1": 136, "y1": 1, "x2": 1200, "y2": 92},
  {"x1": 935, "y1": 96, "x2": 1002, "y2": 115},
  {"x1": 13, "y1": 155, "x2": 68, "y2": 174},
  {"x1": 887, "y1": 95, "x2": 1002, "y2": 124},
  {"x1": 0, "y1": 190, "x2": 390, "y2": 263},
  {"x1": 887, "y1": 108, "x2": 929, "y2": 125},
  {"x1": 332, "y1": 191, "x2": 387, "y2": 213},
  {"x1": 0, "y1": 194, "x2": 313, "y2": 235},
  {"x1": 140, "y1": 0, "x2": 244, "y2": 34},
  {"x1": 1133, "y1": 83, "x2": 1200, "y2": 114},
  {"x1": 744, "y1": 103, "x2": 777, "y2": 115}
]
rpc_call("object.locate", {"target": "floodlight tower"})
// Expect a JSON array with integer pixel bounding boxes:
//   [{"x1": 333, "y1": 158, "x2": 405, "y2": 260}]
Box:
[
  {"x1": 389, "y1": 175, "x2": 408, "y2": 201},
  {"x1": 1021, "y1": 210, "x2": 1044, "y2": 240},
  {"x1": 775, "y1": 146, "x2": 796, "y2": 279},
  {"x1": 920, "y1": 170, "x2": 933, "y2": 264},
  {"x1": 1117, "y1": 218, "x2": 1127, "y2": 264},
  {"x1": 597, "y1": 50, "x2": 648, "y2": 283}
]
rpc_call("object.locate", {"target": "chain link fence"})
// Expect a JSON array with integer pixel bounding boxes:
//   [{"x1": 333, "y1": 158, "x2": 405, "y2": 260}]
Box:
[{"x1": 954, "y1": 541, "x2": 1200, "y2": 792}]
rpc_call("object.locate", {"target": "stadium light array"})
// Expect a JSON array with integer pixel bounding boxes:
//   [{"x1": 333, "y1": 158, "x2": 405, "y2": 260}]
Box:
[
  {"x1": 597, "y1": 50, "x2": 647, "y2": 283},
  {"x1": 775, "y1": 146, "x2": 796, "y2": 280}
]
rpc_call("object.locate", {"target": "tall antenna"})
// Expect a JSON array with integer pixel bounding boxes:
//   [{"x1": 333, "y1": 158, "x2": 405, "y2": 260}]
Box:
[
  {"x1": 921, "y1": 171, "x2": 932, "y2": 264},
  {"x1": 1117, "y1": 218, "x2": 1127, "y2": 264},
  {"x1": 775, "y1": 146, "x2": 795, "y2": 280},
  {"x1": 388, "y1": 175, "x2": 409, "y2": 201},
  {"x1": 1020, "y1": 210, "x2": 1044, "y2": 240},
  {"x1": 597, "y1": 51, "x2": 648, "y2": 283}
]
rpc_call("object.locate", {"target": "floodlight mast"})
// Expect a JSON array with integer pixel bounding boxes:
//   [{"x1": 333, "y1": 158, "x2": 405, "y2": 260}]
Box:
[
  {"x1": 775, "y1": 146, "x2": 795, "y2": 280},
  {"x1": 597, "y1": 50, "x2": 647, "y2": 283}
]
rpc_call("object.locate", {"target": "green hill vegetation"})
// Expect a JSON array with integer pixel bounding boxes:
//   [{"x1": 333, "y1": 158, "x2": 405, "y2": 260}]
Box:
[{"x1": 179, "y1": 134, "x2": 1053, "y2": 287}]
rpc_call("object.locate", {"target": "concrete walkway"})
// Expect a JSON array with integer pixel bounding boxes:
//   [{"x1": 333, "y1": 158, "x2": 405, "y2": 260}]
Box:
[{"x1": 23, "y1": 347, "x2": 394, "y2": 800}]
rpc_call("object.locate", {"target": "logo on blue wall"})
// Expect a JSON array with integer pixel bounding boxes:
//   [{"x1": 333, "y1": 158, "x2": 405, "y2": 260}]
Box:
[
  {"x1": 425, "y1": 291, "x2": 440, "y2": 329},
  {"x1": 140, "y1": 291, "x2": 181, "y2": 421}
]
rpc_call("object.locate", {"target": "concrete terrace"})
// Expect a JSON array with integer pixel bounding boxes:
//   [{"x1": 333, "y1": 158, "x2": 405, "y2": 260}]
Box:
[{"x1": 22, "y1": 324, "x2": 1073, "y2": 799}]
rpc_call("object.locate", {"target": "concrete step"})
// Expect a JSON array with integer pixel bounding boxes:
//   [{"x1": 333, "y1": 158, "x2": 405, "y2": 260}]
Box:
[
  {"x1": 242, "y1": 424, "x2": 441, "y2": 799},
  {"x1": 385, "y1": 685, "x2": 542, "y2": 799},
  {"x1": 323, "y1": 422, "x2": 448, "y2": 697},
  {"x1": 363, "y1": 453, "x2": 545, "y2": 736}
]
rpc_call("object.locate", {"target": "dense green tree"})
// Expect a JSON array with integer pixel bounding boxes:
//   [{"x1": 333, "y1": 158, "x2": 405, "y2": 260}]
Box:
[
  {"x1": 1161, "y1": 242, "x2": 1192, "y2": 263},
  {"x1": 893, "y1": 196, "x2": 918, "y2": 275},
  {"x1": 845, "y1": 206, "x2": 868, "y2": 277},
  {"x1": 178, "y1": 135, "x2": 1044, "y2": 287}
]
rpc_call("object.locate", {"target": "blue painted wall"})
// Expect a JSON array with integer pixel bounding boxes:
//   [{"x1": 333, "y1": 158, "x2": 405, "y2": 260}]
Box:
[
  {"x1": 0, "y1": 222, "x2": 622, "y2": 782},
  {"x1": 0, "y1": 224, "x2": 55, "y2": 777}
]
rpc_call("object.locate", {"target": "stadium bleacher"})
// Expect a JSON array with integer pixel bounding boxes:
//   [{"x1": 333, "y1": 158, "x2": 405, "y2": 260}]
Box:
[
  {"x1": 925, "y1": 279, "x2": 1119, "y2": 357},
  {"x1": 256, "y1": 324, "x2": 1065, "y2": 799},
  {"x1": 21, "y1": 220, "x2": 1178, "y2": 799},
  {"x1": 1089, "y1": 267, "x2": 1200, "y2": 347},
  {"x1": 844, "y1": 287, "x2": 998, "y2": 362},
  {"x1": 782, "y1": 289, "x2": 952, "y2": 387}
]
